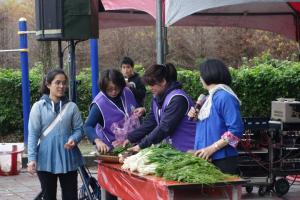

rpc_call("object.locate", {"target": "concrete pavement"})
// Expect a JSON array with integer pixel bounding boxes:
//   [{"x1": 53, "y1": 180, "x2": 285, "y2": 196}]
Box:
[
  {"x1": 0, "y1": 169, "x2": 97, "y2": 200},
  {"x1": 0, "y1": 170, "x2": 42, "y2": 200}
]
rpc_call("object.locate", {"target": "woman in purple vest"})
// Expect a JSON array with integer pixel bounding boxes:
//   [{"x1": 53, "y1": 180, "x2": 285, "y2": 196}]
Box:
[
  {"x1": 188, "y1": 59, "x2": 244, "y2": 174},
  {"x1": 124, "y1": 63, "x2": 196, "y2": 152},
  {"x1": 84, "y1": 69, "x2": 144, "y2": 154}
]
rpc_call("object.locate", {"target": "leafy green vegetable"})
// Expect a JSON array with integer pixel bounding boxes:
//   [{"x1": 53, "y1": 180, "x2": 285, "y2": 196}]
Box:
[
  {"x1": 146, "y1": 145, "x2": 235, "y2": 184},
  {"x1": 111, "y1": 143, "x2": 132, "y2": 155}
]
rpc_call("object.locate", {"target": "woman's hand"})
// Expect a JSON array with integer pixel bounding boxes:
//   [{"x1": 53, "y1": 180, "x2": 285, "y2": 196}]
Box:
[
  {"x1": 133, "y1": 107, "x2": 146, "y2": 118},
  {"x1": 112, "y1": 140, "x2": 123, "y2": 148},
  {"x1": 194, "y1": 145, "x2": 217, "y2": 161},
  {"x1": 64, "y1": 139, "x2": 76, "y2": 150},
  {"x1": 127, "y1": 144, "x2": 141, "y2": 152},
  {"x1": 186, "y1": 149, "x2": 196, "y2": 154},
  {"x1": 122, "y1": 139, "x2": 130, "y2": 147},
  {"x1": 27, "y1": 161, "x2": 37, "y2": 174},
  {"x1": 95, "y1": 138, "x2": 110, "y2": 154},
  {"x1": 187, "y1": 106, "x2": 197, "y2": 120}
]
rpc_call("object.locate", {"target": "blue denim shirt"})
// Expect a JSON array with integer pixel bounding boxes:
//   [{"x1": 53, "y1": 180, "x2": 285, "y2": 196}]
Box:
[{"x1": 28, "y1": 95, "x2": 85, "y2": 173}]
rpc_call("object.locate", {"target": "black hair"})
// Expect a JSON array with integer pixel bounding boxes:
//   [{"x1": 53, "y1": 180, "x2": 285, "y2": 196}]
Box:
[
  {"x1": 121, "y1": 56, "x2": 134, "y2": 68},
  {"x1": 199, "y1": 59, "x2": 232, "y2": 86},
  {"x1": 40, "y1": 68, "x2": 68, "y2": 94},
  {"x1": 99, "y1": 69, "x2": 126, "y2": 92},
  {"x1": 142, "y1": 63, "x2": 177, "y2": 85},
  {"x1": 166, "y1": 63, "x2": 177, "y2": 82}
]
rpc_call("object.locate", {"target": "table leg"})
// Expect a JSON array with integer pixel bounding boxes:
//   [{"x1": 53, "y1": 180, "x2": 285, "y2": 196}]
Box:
[
  {"x1": 168, "y1": 188, "x2": 174, "y2": 200},
  {"x1": 101, "y1": 187, "x2": 108, "y2": 200},
  {"x1": 101, "y1": 188, "x2": 118, "y2": 200},
  {"x1": 232, "y1": 185, "x2": 238, "y2": 200}
]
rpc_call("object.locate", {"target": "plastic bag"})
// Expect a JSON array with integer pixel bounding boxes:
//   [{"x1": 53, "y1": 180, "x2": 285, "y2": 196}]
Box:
[{"x1": 110, "y1": 114, "x2": 140, "y2": 147}]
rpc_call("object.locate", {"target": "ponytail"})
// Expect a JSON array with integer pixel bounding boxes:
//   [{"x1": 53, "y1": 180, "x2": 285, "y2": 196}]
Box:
[
  {"x1": 165, "y1": 63, "x2": 177, "y2": 82},
  {"x1": 142, "y1": 63, "x2": 177, "y2": 85}
]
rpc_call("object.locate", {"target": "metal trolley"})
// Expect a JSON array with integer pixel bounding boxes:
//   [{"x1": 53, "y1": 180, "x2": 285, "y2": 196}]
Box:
[
  {"x1": 238, "y1": 118, "x2": 300, "y2": 197},
  {"x1": 78, "y1": 166, "x2": 101, "y2": 200}
]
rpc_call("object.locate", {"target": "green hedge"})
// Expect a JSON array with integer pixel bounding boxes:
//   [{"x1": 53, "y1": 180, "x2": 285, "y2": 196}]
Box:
[
  {"x1": 0, "y1": 65, "x2": 42, "y2": 135},
  {"x1": 232, "y1": 56, "x2": 300, "y2": 117},
  {"x1": 0, "y1": 70, "x2": 22, "y2": 134},
  {"x1": 1, "y1": 57, "x2": 299, "y2": 135}
]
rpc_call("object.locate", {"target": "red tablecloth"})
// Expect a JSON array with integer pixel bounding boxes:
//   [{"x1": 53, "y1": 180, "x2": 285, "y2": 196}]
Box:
[{"x1": 97, "y1": 162, "x2": 245, "y2": 200}]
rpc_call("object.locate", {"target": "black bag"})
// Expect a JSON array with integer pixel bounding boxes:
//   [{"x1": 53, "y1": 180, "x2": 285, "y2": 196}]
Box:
[{"x1": 78, "y1": 166, "x2": 101, "y2": 200}]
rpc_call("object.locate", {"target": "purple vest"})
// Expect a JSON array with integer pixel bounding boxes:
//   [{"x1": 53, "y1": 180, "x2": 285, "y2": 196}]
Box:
[
  {"x1": 92, "y1": 87, "x2": 137, "y2": 148},
  {"x1": 152, "y1": 89, "x2": 196, "y2": 152}
]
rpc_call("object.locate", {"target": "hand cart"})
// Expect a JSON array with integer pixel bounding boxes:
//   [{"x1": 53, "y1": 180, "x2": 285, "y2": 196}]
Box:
[{"x1": 238, "y1": 118, "x2": 300, "y2": 197}]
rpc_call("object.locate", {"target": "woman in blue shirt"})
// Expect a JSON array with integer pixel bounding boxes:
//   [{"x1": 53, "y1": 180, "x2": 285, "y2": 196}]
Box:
[
  {"x1": 188, "y1": 59, "x2": 244, "y2": 174},
  {"x1": 27, "y1": 69, "x2": 84, "y2": 200}
]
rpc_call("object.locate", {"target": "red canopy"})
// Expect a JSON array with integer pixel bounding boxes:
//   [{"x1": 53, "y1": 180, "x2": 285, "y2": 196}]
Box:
[
  {"x1": 99, "y1": 0, "x2": 300, "y2": 41},
  {"x1": 101, "y1": 0, "x2": 156, "y2": 18},
  {"x1": 290, "y1": 2, "x2": 300, "y2": 12}
]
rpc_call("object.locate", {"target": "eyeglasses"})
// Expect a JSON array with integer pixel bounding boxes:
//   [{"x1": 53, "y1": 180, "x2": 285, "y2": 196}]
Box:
[{"x1": 53, "y1": 80, "x2": 67, "y2": 87}]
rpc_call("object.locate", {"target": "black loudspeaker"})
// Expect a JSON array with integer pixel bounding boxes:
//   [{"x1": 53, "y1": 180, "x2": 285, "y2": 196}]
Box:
[{"x1": 35, "y1": 0, "x2": 99, "y2": 41}]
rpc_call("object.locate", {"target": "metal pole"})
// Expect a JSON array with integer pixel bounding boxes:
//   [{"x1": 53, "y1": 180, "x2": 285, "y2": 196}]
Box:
[
  {"x1": 0, "y1": 49, "x2": 29, "y2": 53},
  {"x1": 18, "y1": 18, "x2": 30, "y2": 146},
  {"x1": 58, "y1": 40, "x2": 63, "y2": 69},
  {"x1": 156, "y1": 0, "x2": 163, "y2": 64},
  {"x1": 68, "y1": 40, "x2": 77, "y2": 102},
  {"x1": 163, "y1": 26, "x2": 168, "y2": 63},
  {"x1": 90, "y1": 39, "x2": 99, "y2": 98}
]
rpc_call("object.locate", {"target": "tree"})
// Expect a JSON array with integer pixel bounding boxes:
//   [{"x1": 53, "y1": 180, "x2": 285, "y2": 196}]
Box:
[{"x1": 38, "y1": 41, "x2": 53, "y2": 73}]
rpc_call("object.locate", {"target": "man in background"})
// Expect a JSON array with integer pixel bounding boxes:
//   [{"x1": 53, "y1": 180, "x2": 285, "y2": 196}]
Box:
[{"x1": 120, "y1": 56, "x2": 146, "y2": 107}]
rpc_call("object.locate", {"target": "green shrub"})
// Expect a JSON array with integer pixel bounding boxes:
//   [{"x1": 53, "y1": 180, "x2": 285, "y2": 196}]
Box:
[
  {"x1": 1, "y1": 56, "x2": 299, "y2": 135},
  {"x1": 232, "y1": 56, "x2": 300, "y2": 117},
  {"x1": 177, "y1": 69, "x2": 205, "y2": 100},
  {"x1": 77, "y1": 68, "x2": 92, "y2": 119},
  {"x1": 0, "y1": 65, "x2": 42, "y2": 135},
  {"x1": 0, "y1": 69, "x2": 23, "y2": 134}
]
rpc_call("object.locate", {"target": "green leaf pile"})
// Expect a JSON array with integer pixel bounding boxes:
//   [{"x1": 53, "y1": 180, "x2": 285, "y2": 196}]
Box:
[{"x1": 145, "y1": 145, "x2": 235, "y2": 184}]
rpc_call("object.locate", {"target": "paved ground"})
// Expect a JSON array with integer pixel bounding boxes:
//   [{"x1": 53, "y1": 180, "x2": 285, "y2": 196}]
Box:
[
  {"x1": 1, "y1": 169, "x2": 300, "y2": 200},
  {"x1": 0, "y1": 168, "x2": 98, "y2": 200},
  {"x1": 242, "y1": 186, "x2": 300, "y2": 200}
]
